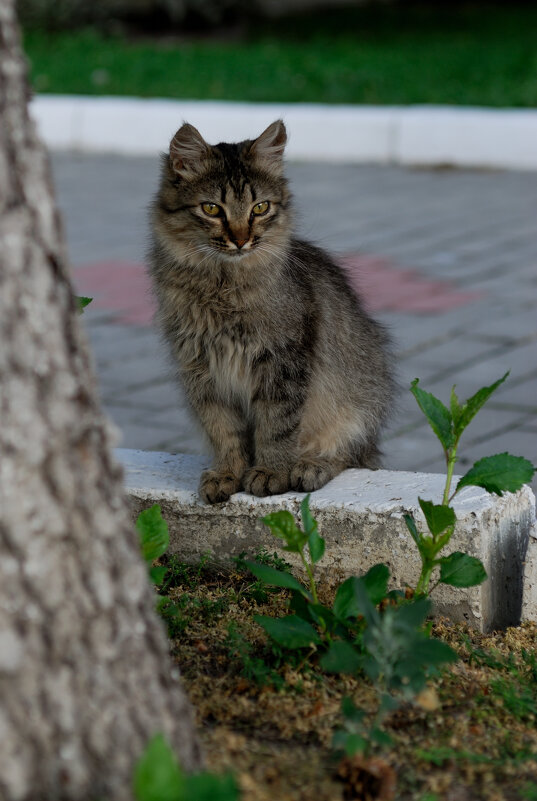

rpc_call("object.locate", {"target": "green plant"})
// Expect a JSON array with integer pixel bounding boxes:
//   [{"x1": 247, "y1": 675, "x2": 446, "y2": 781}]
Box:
[
  {"x1": 243, "y1": 495, "x2": 456, "y2": 756},
  {"x1": 405, "y1": 373, "x2": 535, "y2": 596},
  {"x1": 76, "y1": 295, "x2": 92, "y2": 313},
  {"x1": 224, "y1": 621, "x2": 285, "y2": 689},
  {"x1": 134, "y1": 733, "x2": 238, "y2": 801},
  {"x1": 136, "y1": 504, "x2": 188, "y2": 636},
  {"x1": 136, "y1": 504, "x2": 170, "y2": 586}
]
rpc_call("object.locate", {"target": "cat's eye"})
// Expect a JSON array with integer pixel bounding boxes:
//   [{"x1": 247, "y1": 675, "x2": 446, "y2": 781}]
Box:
[
  {"x1": 252, "y1": 201, "x2": 270, "y2": 216},
  {"x1": 201, "y1": 203, "x2": 221, "y2": 216}
]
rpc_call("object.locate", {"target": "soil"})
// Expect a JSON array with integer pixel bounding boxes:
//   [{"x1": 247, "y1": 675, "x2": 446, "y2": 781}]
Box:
[{"x1": 161, "y1": 554, "x2": 537, "y2": 801}]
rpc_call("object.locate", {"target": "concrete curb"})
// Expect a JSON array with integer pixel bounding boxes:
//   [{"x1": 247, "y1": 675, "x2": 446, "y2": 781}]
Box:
[
  {"x1": 32, "y1": 95, "x2": 537, "y2": 170},
  {"x1": 118, "y1": 449, "x2": 537, "y2": 631}
]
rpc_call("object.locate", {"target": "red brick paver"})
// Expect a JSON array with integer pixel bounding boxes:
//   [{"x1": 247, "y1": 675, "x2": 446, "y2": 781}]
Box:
[{"x1": 75, "y1": 254, "x2": 483, "y2": 326}]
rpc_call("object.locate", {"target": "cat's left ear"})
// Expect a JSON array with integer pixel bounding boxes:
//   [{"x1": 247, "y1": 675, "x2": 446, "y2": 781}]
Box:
[
  {"x1": 169, "y1": 122, "x2": 210, "y2": 178},
  {"x1": 247, "y1": 120, "x2": 287, "y2": 174}
]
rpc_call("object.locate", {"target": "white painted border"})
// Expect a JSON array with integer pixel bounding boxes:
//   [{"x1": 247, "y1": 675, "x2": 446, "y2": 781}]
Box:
[{"x1": 31, "y1": 94, "x2": 537, "y2": 170}]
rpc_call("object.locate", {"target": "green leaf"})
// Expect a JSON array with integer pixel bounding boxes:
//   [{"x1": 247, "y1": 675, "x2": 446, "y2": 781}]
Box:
[
  {"x1": 450, "y1": 385, "x2": 461, "y2": 427},
  {"x1": 185, "y1": 772, "x2": 239, "y2": 801},
  {"x1": 289, "y1": 589, "x2": 313, "y2": 620},
  {"x1": 369, "y1": 727, "x2": 394, "y2": 748},
  {"x1": 404, "y1": 514, "x2": 421, "y2": 546},
  {"x1": 136, "y1": 505, "x2": 169, "y2": 563},
  {"x1": 418, "y1": 498, "x2": 456, "y2": 537},
  {"x1": 333, "y1": 576, "x2": 361, "y2": 619},
  {"x1": 133, "y1": 734, "x2": 184, "y2": 801},
  {"x1": 332, "y1": 730, "x2": 368, "y2": 756},
  {"x1": 262, "y1": 510, "x2": 307, "y2": 552},
  {"x1": 341, "y1": 696, "x2": 365, "y2": 724},
  {"x1": 243, "y1": 560, "x2": 311, "y2": 598},
  {"x1": 299, "y1": 493, "x2": 325, "y2": 563},
  {"x1": 307, "y1": 603, "x2": 336, "y2": 631},
  {"x1": 308, "y1": 528, "x2": 325, "y2": 564},
  {"x1": 362, "y1": 563, "x2": 390, "y2": 605},
  {"x1": 410, "y1": 378, "x2": 454, "y2": 451},
  {"x1": 254, "y1": 614, "x2": 322, "y2": 649},
  {"x1": 413, "y1": 638, "x2": 458, "y2": 667},
  {"x1": 393, "y1": 596, "x2": 431, "y2": 630},
  {"x1": 333, "y1": 564, "x2": 389, "y2": 620},
  {"x1": 439, "y1": 552, "x2": 488, "y2": 587},
  {"x1": 300, "y1": 494, "x2": 316, "y2": 536},
  {"x1": 77, "y1": 295, "x2": 92, "y2": 313},
  {"x1": 352, "y1": 577, "x2": 380, "y2": 628},
  {"x1": 456, "y1": 453, "x2": 535, "y2": 496},
  {"x1": 320, "y1": 640, "x2": 362, "y2": 673},
  {"x1": 149, "y1": 565, "x2": 168, "y2": 586},
  {"x1": 454, "y1": 372, "x2": 509, "y2": 437}
]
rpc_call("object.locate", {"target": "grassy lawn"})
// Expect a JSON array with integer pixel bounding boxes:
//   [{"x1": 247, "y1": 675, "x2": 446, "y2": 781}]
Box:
[{"x1": 23, "y1": 4, "x2": 537, "y2": 106}]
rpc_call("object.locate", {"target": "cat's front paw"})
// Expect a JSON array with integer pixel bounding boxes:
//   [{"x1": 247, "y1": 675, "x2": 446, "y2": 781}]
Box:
[
  {"x1": 199, "y1": 469, "x2": 241, "y2": 504},
  {"x1": 290, "y1": 460, "x2": 341, "y2": 492},
  {"x1": 243, "y1": 467, "x2": 290, "y2": 497}
]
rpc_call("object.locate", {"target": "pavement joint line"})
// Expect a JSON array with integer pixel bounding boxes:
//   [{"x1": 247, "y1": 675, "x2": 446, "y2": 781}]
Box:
[{"x1": 410, "y1": 338, "x2": 537, "y2": 387}]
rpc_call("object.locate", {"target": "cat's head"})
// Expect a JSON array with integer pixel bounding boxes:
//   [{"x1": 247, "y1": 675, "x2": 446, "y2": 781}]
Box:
[{"x1": 153, "y1": 120, "x2": 292, "y2": 268}]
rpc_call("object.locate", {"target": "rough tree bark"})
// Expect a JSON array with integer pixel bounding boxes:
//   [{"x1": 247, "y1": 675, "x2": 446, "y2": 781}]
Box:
[{"x1": 0, "y1": 2, "x2": 202, "y2": 799}]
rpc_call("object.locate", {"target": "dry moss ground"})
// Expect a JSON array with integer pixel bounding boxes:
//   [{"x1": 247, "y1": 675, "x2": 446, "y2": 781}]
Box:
[{"x1": 160, "y1": 554, "x2": 537, "y2": 801}]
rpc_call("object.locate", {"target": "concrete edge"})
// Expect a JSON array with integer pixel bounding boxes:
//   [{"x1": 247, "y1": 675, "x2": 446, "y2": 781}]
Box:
[
  {"x1": 116, "y1": 449, "x2": 537, "y2": 627},
  {"x1": 31, "y1": 95, "x2": 537, "y2": 170}
]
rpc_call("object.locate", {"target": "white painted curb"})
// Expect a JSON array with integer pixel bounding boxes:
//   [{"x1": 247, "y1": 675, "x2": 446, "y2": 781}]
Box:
[{"x1": 31, "y1": 95, "x2": 537, "y2": 170}]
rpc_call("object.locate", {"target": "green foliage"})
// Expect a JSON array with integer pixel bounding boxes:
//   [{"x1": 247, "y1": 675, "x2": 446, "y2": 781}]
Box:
[
  {"x1": 410, "y1": 379, "x2": 454, "y2": 452},
  {"x1": 134, "y1": 734, "x2": 238, "y2": 801},
  {"x1": 451, "y1": 373, "x2": 509, "y2": 437},
  {"x1": 134, "y1": 734, "x2": 184, "y2": 801},
  {"x1": 489, "y1": 676, "x2": 537, "y2": 723},
  {"x1": 243, "y1": 560, "x2": 311, "y2": 598},
  {"x1": 438, "y1": 552, "x2": 487, "y2": 588},
  {"x1": 320, "y1": 640, "x2": 362, "y2": 674},
  {"x1": 76, "y1": 295, "x2": 92, "y2": 313},
  {"x1": 224, "y1": 622, "x2": 285, "y2": 689},
  {"x1": 521, "y1": 782, "x2": 537, "y2": 801},
  {"x1": 407, "y1": 374, "x2": 535, "y2": 596},
  {"x1": 23, "y1": 5, "x2": 537, "y2": 107},
  {"x1": 254, "y1": 614, "x2": 321, "y2": 650},
  {"x1": 248, "y1": 495, "x2": 457, "y2": 758},
  {"x1": 137, "y1": 504, "x2": 170, "y2": 564},
  {"x1": 456, "y1": 453, "x2": 536, "y2": 495}
]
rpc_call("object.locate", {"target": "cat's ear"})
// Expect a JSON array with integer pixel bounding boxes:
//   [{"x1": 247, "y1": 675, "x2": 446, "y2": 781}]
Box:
[
  {"x1": 169, "y1": 123, "x2": 210, "y2": 178},
  {"x1": 248, "y1": 120, "x2": 287, "y2": 173}
]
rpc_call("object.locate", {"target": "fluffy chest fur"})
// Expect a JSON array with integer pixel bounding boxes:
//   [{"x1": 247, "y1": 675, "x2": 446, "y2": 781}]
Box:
[{"x1": 157, "y1": 272, "x2": 265, "y2": 407}]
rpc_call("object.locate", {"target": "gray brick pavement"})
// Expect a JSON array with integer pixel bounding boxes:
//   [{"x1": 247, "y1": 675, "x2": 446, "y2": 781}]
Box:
[{"x1": 50, "y1": 153, "x2": 537, "y2": 491}]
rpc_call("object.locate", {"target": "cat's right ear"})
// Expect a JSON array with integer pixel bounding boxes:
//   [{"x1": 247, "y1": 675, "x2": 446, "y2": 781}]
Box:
[
  {"x1": 248, "y1": 119, "x2": 287, "y2": 174},
  {"x1": 169, "y1": 123, "x2": 210, "y2": 178}
]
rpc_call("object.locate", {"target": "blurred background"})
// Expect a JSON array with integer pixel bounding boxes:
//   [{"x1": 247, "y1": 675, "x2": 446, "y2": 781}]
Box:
[
  {"x1": 18, "y1": 0, "x2": 537, "y2": 487},
  {"x1": 19, "y1": 0, "x2": 537, "y2": 106}
]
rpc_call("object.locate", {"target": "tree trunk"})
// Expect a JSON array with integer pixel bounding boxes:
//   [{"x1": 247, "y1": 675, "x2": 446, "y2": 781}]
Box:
[{"x1": 0, "y1": 3, "x2": 202, "y2": 799}]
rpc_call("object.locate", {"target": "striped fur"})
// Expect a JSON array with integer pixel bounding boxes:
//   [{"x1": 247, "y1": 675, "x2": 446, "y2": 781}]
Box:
[{"x1": 148, "y1": 120, "x2": 394, "y2": 503}]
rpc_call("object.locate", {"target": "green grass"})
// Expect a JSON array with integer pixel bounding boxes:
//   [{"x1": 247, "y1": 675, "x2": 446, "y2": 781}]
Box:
[{"x1": 23, "y1": 4, "x2": 537, "y2": 106}]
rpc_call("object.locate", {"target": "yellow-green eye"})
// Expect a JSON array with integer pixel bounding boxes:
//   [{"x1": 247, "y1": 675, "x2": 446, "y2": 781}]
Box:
[
  {"x1": 252, "y1": 201, "x2": 269, "y2": 216},
  {"x1": 202, "y1": 203, "x2": 221, "y2": 216}
]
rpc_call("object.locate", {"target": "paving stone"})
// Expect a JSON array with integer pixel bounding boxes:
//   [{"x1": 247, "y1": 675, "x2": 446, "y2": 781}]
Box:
[{"x1": 49, "y1": 154, "x2": 537, "y2": 488}]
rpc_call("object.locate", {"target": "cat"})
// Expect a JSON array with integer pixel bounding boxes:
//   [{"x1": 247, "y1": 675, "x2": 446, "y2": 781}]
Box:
[{"x1": 148, "y1": 120, "x2": 394, "y2": 504}]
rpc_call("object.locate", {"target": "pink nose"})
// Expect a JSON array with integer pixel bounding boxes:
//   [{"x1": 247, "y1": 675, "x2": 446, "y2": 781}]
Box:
[{"x1": 234, "y1": 237, "x2": 248, "y2": 249}]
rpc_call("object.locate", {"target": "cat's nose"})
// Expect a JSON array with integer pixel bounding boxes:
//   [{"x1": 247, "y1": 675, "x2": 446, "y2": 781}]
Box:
[{"x1": 234, "y1": 237, "x2": 248, "y2": 249}]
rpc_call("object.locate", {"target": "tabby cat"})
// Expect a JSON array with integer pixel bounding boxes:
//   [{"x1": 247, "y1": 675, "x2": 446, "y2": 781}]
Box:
[{"x1": 149, "y1": 120, "x2": 393, "y2": 504}]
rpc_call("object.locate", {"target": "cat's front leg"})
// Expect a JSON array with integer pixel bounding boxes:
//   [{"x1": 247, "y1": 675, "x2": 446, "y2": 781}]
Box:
[
  {"x1": 244, "y1": 377, "x2": 304, "y2": 497},
  {"x1": 195, "y1": 398, "x2": 249, "y2": 504}
]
